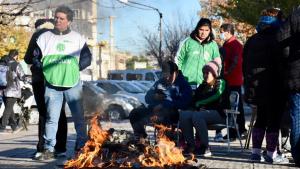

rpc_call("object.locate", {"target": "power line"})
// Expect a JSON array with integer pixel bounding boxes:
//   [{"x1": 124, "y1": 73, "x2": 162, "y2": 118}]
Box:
[{"x1": 115, "y1": 0, "x2": 153, "y2": 11}]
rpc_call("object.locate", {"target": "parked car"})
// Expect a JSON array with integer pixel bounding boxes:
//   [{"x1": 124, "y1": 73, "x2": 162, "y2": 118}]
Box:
[
  {"x1": 93, "y1": 80, "x2": 147, "y2": 106},
  {"x1": 83, "y1": 81, "x2": 143, "y2": 121},
  {"x1": 107, "y1": 69, "x2": 161, "y2": 82},
  {"x1": 134, "y1": 80, "x2": 154, "y2": 89},
  {"x1": 129, "y1": 81, "x2": 149, "y2": 92}
]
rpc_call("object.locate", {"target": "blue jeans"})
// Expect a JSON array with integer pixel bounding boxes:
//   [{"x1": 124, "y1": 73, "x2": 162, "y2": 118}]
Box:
[
  {"x1": 289, "y1": 93, "x2": 300, "y2": 166},
  {"x1": 44, "y1": 82, "x2": 87, "y2": 152}
]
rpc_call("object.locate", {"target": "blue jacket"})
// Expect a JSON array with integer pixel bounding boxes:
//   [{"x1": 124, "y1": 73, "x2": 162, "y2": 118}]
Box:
[{"x1": 145, "y1": 72, "x2": 192, "y2": 110}]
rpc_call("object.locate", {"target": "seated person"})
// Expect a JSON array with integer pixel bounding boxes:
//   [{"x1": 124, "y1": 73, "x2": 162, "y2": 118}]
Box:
[
  {"x1": 179, "y1": 61, "x2": 229, "y2": 156},
  {"x1": 129, "y1": 61, "x2": 192, "y2": 142}
]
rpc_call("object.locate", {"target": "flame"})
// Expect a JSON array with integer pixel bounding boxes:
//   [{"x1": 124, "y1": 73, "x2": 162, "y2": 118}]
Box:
[
  {"x1": 64, "y1": 116, "x2": 190, "y2": 168},
  {"x1": 64, "y1": 116, "x2": 109, "y2": 168},
  {"x1": 138, "y1": 124, "x2": 185, "y2": 167}
]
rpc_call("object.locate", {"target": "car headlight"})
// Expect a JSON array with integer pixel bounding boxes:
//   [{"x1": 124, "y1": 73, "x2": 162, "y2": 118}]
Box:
[{"x1": 127, "y1": 98, "x2": 142, "y2": 108}]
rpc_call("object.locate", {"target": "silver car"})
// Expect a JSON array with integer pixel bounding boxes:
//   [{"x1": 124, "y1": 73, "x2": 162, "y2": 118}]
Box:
[
  {"x1": 83, "y1": 81, "x2": 143, "y2": 121},
  {"x1": 93, "y1": 80, "x2": 147, "y2": 106}
]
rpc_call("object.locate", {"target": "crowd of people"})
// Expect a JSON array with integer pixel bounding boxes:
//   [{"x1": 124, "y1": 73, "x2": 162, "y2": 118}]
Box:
[
  {"x1": 0, "y1": 3, "x2": 299, "y2": 168},
  {"x1": 130, "y1": 6, "x2": 300, "y2": 167}
]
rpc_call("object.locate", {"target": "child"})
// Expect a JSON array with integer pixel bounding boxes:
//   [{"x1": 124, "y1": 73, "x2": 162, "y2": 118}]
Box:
[{"x1": 179, "y1": 60, "x2": 229, "y2": 156}]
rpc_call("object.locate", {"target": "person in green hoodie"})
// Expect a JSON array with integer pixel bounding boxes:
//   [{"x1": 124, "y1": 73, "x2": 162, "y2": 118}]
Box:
[{"x1": 175, "y1": 18, "x2": 222, "y2": 87}]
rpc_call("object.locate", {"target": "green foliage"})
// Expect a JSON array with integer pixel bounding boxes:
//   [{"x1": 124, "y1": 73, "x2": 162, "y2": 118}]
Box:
[
  {"x1": 126, "y1": 55, "x2": 151, "y2": 69},
  {"x1": 220, "y1": 0, "x2": 299, "y2": 26},
  {"x1": 0, "y1": 25, "x2": 31, "y2": 60}
]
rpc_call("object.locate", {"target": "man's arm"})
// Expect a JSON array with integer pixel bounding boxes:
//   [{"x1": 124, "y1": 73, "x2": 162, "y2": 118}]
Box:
[
  {"x1": 24, "y1": 32, "x2": 41, "y2": 64},
  {"x1": 175, "y1": 39, "x2": 188, "y2": 69},
  {"x1": 226, "y1": 43, "x2": 242, "y2": 75},
  {"x1": 162, "y1": 78, "x2": 193, "y2": 110},
  {"x1": 79, "y1": 43, "x2": 92, "y2": 71}
]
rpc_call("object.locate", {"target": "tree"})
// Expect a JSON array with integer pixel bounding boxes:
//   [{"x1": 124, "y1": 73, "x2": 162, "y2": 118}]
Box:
[
  {"x1": 0, "y1": 0, "x2": 43, "y2": 26},
  {"x1": 198, "y1": 0, "x2": 255, "y2": 42},
  {"x1": 0, "y1": 25, "x2": 31, "y2": 59},
  {"x1": 218, "y1": 0, "x2": 299, "y2": 26},
  {"x1": 126, "y1": 55, "x2": 152, "y2": 69},
  {"x1": 141, "y1": 16, "x2": 193, "y2": 67}
]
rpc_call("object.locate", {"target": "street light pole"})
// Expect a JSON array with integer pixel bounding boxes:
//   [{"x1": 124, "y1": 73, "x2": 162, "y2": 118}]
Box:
[{"x1": 119, "y1": 0, "x2": 163, "y2": 59}]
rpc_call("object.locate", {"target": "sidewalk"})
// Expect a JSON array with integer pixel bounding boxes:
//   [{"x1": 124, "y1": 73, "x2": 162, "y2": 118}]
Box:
[{"x1": 0, "y1": 118, "x2": 298, "y2": 169}]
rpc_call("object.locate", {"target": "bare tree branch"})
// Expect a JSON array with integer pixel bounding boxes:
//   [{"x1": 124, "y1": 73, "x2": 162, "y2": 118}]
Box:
[{"x1": 140, "y1": 14, "x2": 193, "y2": 67}]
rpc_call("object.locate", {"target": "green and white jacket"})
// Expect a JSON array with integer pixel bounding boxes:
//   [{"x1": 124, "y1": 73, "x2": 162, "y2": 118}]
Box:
[
  {"x1": 37, "y1": 29, "x2": 91, "y2": 88},
  {"x1": 175, "y1": 37, "x2": 221, "y2": 85}
]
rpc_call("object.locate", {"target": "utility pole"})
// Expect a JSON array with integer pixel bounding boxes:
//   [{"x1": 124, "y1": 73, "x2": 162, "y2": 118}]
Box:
[
  {"x1": 118, "y1": 0, "x2": 163, "y2": 63},
  {"x1": 109, "y1": 16, "x2": 116, "y2": 70}
]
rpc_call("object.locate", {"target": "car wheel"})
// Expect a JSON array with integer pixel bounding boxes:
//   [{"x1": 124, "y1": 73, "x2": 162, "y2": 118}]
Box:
[{"x1": 105, "y1": 106, "x2": 125, "y2": 121}]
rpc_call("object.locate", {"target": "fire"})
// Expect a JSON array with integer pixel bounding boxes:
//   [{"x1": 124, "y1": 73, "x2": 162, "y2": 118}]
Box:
[
  {"x1": 64, "y1": 116, "x2": 109, "y2": 168},
  {"x1": 138, "y1": 124, "x2": 186, "y2": 167},
  {"x1": 64, "y1": 116, "x2": 194, "y2": 168}
]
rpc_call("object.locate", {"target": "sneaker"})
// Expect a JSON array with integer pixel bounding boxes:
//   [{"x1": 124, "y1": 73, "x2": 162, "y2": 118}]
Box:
[
  {"x1": 54, "y1": 151, "x2": 67, "y2": 158},
  {"x1": 12, "y1": 126, "x2": 23, "y2": 134},
  {"x1": 223, "y1": 134, "x2": 236, "y2": 141},
  {"x1": 195, "y1": 146, "x2": 212, "y2": 157},
  {"x1": 32, "y1": 152, "x2": 43, "y2": 159},
  {"x1": 263, "y1": 153, "x2": 289, "y2": 164},
  {"x1": 214, "y1": 133, "x2": 224, "y2": 142},
  {"x1": 34, "y1": 149, "x2": 54, "y2": 161},
  {"x1": 250, "y1": 153, "x2": 264, "y2": 162}
]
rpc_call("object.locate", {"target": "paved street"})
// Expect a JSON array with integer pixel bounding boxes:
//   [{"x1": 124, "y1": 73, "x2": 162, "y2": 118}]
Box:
[{"x1": 0, "y1": 117, "x2": 298, "y2": 169}]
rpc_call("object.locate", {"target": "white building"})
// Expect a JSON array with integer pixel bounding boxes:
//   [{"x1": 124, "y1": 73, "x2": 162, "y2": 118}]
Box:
[{"x1": 14, "y1": 0, "x2": 118, "y2": 80}]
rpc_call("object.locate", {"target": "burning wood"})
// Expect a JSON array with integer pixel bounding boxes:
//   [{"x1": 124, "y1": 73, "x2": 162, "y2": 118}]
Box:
[
  {"x1": 64, "y1": 116, "x2": 109, "y2": 168},
  {"x1": 64, "y1": 115, "x2": 206, "y2": 169}
]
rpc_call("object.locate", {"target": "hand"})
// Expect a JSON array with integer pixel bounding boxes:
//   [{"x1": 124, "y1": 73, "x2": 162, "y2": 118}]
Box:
[
  {"x1": 150, "y1": 115, "x2": 158, "y2": 123},
  {"x1": 153, "y1": 104, "x2": 163, "y2": 114},
  {"x1": 154, "y1": 93, "x2": 165, "y2": 101}
]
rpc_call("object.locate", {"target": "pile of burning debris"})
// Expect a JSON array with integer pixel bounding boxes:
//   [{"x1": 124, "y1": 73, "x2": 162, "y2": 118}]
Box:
[{"x1": 64, "y1": 116, "x2": 207, "y2": 169}]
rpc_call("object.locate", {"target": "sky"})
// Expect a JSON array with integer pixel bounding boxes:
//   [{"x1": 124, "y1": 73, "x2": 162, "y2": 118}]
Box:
[{"x1": 98, "y1": 0, "x2": 201, "y2": 55}]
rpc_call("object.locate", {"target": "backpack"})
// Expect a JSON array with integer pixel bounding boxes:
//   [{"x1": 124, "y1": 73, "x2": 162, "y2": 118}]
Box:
[{"x1": 0, "y1": 63, "x2": 9, "y2": 88}]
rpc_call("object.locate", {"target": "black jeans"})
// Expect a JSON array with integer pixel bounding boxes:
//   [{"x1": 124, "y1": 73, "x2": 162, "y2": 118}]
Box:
[
  {"x1": 129, "y1": 106, "x2": 178, "y2": 138},
  {"x1": 32, "y1": 82, "x2": 67, "y2": 153},
  {"x1": 0, "y1": 97, "x2": 18, "y2": 130}
]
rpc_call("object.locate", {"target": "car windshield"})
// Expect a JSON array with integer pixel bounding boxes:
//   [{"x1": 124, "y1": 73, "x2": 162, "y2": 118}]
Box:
[
  {"x1": 155, "y1": 71, "x2": 162, "y2": 78},
  {"x1": 132, "y1": 82, "x2": 148, "y2": 92},
  {"x1": 116, "y1": 81, "x2": 144, "y2": 93},
  {"x1": 139, "y1": 81, "x2": 153, "y2": 88},
  {"x1": 96, "y1": 82, "x2": 120, "y2": 94}
]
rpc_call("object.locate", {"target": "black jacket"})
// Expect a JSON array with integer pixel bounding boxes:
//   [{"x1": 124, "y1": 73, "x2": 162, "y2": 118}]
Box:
[
  {"x1": 244, "y1": 27, "x2": 285, "y2": 104},
  {"x1": 277, "y1": 7, "x2": 300, "y2": 92},
  {"x1": 24, "y1": 28, "x2": 50, "y2": 83}
]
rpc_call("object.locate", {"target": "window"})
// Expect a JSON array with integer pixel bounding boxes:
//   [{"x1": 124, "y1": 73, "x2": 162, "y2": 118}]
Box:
[
  {"x1": 96, "y1": 83, "x2": 120, "y2": 94},
  {"x1": 126, "y1": 73, "x2": 143, "y2": 81},
  {"x1": 73, "y1": 9, "x2": 80, "y2": 19},
  {"x1": 109, "y1": 73, "x2": 124, "y2": 80},
  {"x1": 145, "y1": 73, "x2": 155, "y2": 81}
]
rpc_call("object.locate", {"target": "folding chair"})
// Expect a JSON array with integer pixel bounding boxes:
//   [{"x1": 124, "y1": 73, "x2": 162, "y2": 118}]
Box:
[
  {"x1": 244, "y1": 105, "x2": 257, "y2": 149},
  {"x1": 207, "y1": 91, "x2": 243, "y2": 152}
]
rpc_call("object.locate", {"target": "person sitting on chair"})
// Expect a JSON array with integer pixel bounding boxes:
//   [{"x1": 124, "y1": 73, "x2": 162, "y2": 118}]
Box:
[
  {"x1": 179, "y1": 60, "x2": 229, "y2": 156},
  {"x1": 129, "y1": 61, "x2": 192, "y2": 143}
]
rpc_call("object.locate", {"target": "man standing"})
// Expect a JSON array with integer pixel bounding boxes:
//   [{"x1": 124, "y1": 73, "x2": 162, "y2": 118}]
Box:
[
  {"x1": 33, "y1": 5, "x2": 92, "y2": 160},
  {"x1": 277, "y1": 6, "x2": 300, "y2": 167},
  {"x1": 24, "y1": 19, "x2": 68, "y2": 159},
  {"x1": 219, "y1": 23, "x2": 247, "y2": 140}
]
